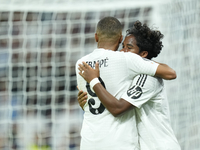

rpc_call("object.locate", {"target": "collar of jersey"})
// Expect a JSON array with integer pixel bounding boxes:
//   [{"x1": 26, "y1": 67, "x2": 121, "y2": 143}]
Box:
[{"x1": 94, "y1": 48, "x2": 113, "y2": 51}]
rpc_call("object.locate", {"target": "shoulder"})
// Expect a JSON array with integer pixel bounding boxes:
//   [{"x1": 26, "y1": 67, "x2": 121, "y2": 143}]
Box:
[
  {"x1": 75, "y1": 59, "x2": 82, "y2": 67},
  {"x1": 75, "y1": 53, "x2": 91, "y2": 65},
  {"x1": 119, "y1": 52, "x2": 143, "y2": 65}
]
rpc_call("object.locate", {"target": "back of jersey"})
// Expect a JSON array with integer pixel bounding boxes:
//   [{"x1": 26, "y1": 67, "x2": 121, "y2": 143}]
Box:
[{"x1": 76, "y1": 48, "x2": 158, "y2": 150}]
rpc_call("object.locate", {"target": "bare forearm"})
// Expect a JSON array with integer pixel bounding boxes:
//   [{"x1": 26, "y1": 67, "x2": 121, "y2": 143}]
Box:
[
  {"x1": 155, "y1": 63, "x2": 177, "y2": 80},
  {"x1": 93, "y1": 83, "x2": 125, "y2": 116}
]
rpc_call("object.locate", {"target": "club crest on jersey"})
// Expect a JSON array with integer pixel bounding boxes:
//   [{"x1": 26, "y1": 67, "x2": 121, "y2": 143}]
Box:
[{"x1": 127, "y1": 85, "x2": 142, "y2": 99}]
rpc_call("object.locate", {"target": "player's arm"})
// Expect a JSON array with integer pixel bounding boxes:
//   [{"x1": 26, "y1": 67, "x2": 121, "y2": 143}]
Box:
[
  {"x1": 77, "y1": 86, "x2": 133, "y2": 117},
  {"x1": 126, "y1": 53, "x2": 176, "y2": 80},
  {"x1": 78, "y1": 62, "x2": 134, "y2": 117},
  {"x1": 154, "y1": 62, "x2": 176, "y2": 80},
  {"x1": 93, "y1": 83, "x2": 134, "y2": 116}
]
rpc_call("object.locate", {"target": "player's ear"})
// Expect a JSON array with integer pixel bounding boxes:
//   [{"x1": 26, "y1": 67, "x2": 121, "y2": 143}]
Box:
[
  {"x1": 140, "y1": 51, "x2": 148, "y2": 58},
  {"x1": 95, "y1": 33, "x2": 98, "y2": 42},
  {"x1": 119, "y1": 35, "x2": 123, "y2": 43}
]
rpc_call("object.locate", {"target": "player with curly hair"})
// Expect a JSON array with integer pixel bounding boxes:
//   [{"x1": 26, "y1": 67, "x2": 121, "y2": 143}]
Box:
[
  {"x1": 124, "y1": 20, "x2": 163, "y2": 59},
  {"x1": 77, "y1": 20, "x2": 181, "y2": 150}
]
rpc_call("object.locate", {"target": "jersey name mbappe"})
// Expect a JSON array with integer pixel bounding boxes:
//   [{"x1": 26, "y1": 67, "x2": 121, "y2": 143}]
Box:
[{"x1": 86, "y1": 57, "x2": 109, "y2": 68}]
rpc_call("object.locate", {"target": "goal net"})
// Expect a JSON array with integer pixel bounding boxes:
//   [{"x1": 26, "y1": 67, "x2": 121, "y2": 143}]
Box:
[{"x1": 0, "y1": 0, "x2": 199, "y2": 150}]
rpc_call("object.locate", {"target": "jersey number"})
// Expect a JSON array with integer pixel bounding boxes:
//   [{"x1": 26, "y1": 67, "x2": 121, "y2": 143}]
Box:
[{"x1": 86, "y1": 77, "x2": 106, "y2": 115}]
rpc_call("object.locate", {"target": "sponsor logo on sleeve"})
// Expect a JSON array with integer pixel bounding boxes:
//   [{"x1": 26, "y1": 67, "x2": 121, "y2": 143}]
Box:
[{"x1": 127, "y1": 74, "x2": 147, "y2": 99}]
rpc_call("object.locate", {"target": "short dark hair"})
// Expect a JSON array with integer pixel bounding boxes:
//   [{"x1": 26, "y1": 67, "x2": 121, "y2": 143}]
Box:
[
  {"x1": 126, "y1": 20, "x2": 164, "y2": 59},
  {"x1": 96, "y1": 17, "x2": 122, "y2": 42}
]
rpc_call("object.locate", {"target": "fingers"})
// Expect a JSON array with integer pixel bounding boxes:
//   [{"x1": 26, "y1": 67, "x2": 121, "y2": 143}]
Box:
[
  {"x1": 78, "y1": 61, "x2": 95, "y2": 72},
  {"x1": 78, "y1": 64, "x2": 85, "y2": 72},
  {"x1": 80, "y1": 100, "x2": 87, "y2": 108},
  {"x1": 78, "y1": 90, "x2": 83, "y2": 96},
  {"x1": 78, "y1": 91, "x2": 88, "y2": 109},
  {"x1": 95, "y1": 62, "x2": 99, "y2": 72},
  {"x1": 78, "y1": 61, "x2": 100, "y2": 82},
  {"x1": 78, "y1": 70, "x2": 83, "y2": 77},
  {"x1": 82, "y1": 62, "x2": 91, "y2": 69},
  {"x1": 78, "y1": 62, "x2": 88, "y2": 77},
  {"x1": 78, "y1": 62, "x2": 90, "y2": 78},
  {"x1": 78, "y1": 65, "x2": 85, "y2": 78},
  {"x1": 78, "y1": 62, "x2": 89, "y2": 70},
  {"x1": 78, "y1": 91, "x2": 87, "y2": 101}
]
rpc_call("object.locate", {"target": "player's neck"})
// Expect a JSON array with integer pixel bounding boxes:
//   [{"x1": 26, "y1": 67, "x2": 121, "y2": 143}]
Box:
[{"x1": 97, "y1": 42, "x2": 119, "y2": 51}]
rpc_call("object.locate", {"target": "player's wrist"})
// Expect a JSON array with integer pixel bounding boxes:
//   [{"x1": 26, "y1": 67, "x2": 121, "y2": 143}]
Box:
[{"x1": 90, "y1": 78, "x2": 100, "y2": 89}]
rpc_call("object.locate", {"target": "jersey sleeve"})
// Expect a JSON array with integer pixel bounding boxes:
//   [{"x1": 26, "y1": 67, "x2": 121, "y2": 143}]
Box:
[
  {"x1": 121, "y1": 74, "x2": 160, "y2": 108},
  {"x1": 125, "y1": 52, "x2": 159, "y2": 77}
]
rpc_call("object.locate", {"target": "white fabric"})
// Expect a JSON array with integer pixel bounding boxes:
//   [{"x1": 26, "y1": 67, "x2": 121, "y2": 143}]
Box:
[
  {"x1": 76, "y1": 48, "x2": 159, "y2": 150},
  {"x1": 121, "y1": 74, "x2": 181, "y2": 150}
]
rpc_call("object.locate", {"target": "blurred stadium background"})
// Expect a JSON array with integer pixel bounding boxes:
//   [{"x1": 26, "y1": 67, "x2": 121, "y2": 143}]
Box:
[{"x1": 0, "y1": 0, "x2": 199, "y2": 150}]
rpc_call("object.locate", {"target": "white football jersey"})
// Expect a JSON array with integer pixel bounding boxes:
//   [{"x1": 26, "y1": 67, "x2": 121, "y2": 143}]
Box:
[
  {"x1": 76, "y1": 48, "x2": 159, "y2": 150},
  {"x1": 121, "y1": 74, "x2": 181, "y2": 150}
]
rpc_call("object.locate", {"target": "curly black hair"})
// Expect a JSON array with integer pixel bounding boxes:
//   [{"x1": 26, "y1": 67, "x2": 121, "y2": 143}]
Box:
[{"x1": 126, "y1": 20, "x2": 164, "y2": 59}]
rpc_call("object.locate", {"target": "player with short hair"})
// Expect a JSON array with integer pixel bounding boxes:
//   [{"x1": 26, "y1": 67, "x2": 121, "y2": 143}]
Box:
[
  {"x1": 77, "y1": 21, "x2": 181, "y2": 150},
  {"x1": 76, "y1": 17, "x2": 176, "y2": 150}
]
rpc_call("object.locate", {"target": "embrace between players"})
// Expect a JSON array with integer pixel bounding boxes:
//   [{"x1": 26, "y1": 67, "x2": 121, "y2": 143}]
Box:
[{"x1": 75, "y1": 17, "x2": 181, "y2": 150}]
